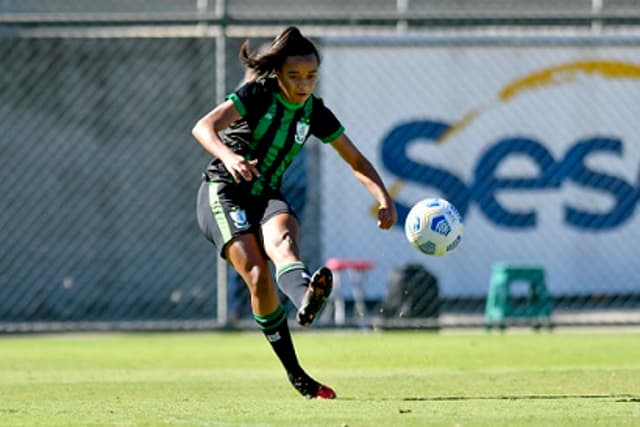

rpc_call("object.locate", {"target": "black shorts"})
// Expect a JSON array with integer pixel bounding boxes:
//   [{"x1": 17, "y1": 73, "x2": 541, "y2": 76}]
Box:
[{"x1": 196, "y1": 179, "x2": 294, "y2": 259}]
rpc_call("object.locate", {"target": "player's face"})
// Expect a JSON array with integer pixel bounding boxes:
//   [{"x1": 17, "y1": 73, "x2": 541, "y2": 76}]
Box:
[{"x1": 276, "y1": 54, "x2": 319, "y2": 104}]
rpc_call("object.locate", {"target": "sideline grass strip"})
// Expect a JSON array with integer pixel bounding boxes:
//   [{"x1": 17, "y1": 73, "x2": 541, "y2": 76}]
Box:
[{"x1": 0, "y1": 330, "x2": 639, "y2": 426}]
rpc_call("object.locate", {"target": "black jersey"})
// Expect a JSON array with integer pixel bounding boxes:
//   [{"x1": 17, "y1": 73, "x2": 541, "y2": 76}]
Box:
[{"x1": 204, "y1": 78, "x2": 344, "y2": 195}]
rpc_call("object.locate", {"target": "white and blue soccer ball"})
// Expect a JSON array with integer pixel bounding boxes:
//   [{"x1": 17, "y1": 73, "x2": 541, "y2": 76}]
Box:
[{"x1": 404, "y1": 198, "x2": 464, "y2": 256}]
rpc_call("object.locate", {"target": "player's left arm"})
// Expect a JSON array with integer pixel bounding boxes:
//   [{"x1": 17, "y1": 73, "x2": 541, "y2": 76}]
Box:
[{"x1": 330, "y1": 133, "x2": 397, "y2": 230}]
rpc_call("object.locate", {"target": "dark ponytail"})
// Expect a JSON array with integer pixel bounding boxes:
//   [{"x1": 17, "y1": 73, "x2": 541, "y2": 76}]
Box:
[{"x1": 239, "y1": 26, "x2": 320, "y2": 81}]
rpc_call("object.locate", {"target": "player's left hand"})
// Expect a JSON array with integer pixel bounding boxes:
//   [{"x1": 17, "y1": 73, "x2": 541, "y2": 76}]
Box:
[{"x1": 377, "y1": 204, "x2": 397, "y2": 230}]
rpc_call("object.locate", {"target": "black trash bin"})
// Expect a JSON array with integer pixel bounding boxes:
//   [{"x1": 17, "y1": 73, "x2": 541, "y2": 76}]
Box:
[{"x1": 381, "y1": 263, "x2": 440, "y2": 318}]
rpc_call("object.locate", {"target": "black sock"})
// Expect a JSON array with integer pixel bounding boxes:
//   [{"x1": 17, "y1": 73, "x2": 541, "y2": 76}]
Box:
[
  {"x1": 254, "y1": 305, "x2": 302, "y2": 375},
  {"x1": 276, "y1": 262, "x2": 310, "y2": 308}
]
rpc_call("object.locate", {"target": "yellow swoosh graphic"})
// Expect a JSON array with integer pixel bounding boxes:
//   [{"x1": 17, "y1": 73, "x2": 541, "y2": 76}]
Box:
[
  {"x1": 500, "y1": 60, "x2": 640, "y2": 101},
  {"x1": 438, "y1": 59, "x2": 640, "y2": 143}
]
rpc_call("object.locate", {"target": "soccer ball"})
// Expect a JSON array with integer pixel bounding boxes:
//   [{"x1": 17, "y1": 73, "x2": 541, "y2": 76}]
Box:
[{"x1": 404, "y1": 198, "x2": 464, "y2": 256}]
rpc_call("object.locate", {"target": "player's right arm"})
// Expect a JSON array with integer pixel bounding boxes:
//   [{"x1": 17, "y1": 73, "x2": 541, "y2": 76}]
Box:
[{"x1": 192, "y1": 100, "x2": 260, "y2": 183}]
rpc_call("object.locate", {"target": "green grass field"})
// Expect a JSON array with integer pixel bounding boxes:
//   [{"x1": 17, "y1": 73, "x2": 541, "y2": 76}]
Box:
[{"x1": 1, "y1": 329, "x2": 639, "y2": 426}]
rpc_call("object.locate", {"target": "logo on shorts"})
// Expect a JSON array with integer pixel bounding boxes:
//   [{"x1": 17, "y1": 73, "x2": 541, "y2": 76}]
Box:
[
  {"x1": 295, "y1": 120, "x2": 310, "y2": 144},
  {"x1": 230, "y1": 208, "x2": 249, "y2": 230}
]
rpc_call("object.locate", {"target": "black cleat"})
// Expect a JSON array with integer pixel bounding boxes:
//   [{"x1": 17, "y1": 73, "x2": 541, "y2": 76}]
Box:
[
  {"x1": 288, "y1": 372, "x2": 337, "y2": 399},
  {"x1": 296, "y1": 267, "x2": 333, "y2": 327}
]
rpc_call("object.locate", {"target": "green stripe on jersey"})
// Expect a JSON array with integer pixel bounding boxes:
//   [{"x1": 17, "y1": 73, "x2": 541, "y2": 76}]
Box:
[
  {"x1": 252, "y1": 97, "x2": 278, "y2": 144},
  {"x1": 251, "y1": 106, "x2": 296, "y2": 195},
  {"x1": 269, "y1": 142, "x2": 303, "y2": 189},
  {"x1": 208, "y1": 182, "x2": 232, "y2": 243},
  {"x1": 225, "y1": 93, "x2": 247, "y2": 116},
  {"x1": 269, "y1": 98, "x2": 313, "y2": 188}
]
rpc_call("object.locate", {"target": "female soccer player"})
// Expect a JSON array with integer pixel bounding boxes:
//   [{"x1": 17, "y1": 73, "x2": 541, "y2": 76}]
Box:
[{"x1": 192, "y1": 26, "x2": 397, "y2": 399}]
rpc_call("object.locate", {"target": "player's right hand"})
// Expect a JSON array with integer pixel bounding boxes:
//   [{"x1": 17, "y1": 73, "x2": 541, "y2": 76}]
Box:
[{"x1": 223, "y1": 154, "x2": 261, "y2": 183}]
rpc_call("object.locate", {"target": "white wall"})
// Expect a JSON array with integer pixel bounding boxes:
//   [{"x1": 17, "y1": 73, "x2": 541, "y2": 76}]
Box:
[{"x1": 318, "y1": 41, "x2": 640, "y2": 298}]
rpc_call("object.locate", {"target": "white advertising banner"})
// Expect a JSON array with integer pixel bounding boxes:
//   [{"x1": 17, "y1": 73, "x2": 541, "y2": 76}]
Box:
[{"x1": 318, "y1": 42, "x2": 640, "y2": 298}]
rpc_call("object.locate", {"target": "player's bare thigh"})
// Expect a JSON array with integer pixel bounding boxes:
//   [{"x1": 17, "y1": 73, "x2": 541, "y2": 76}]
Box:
[
  {"x1": 261, "y1": 212, "x2": 301, "y2": 264},
  {"x1": 226, "y1": 233, "x2": 279, "y2": 312}
]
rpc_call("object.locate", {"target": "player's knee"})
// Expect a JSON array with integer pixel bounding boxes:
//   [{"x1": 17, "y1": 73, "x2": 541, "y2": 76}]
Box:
[
  {"x1": 242, "y1": 264, "x2": 271, "y2": 295},
  {"x1": 265, "y1": 231, "x2": 298, "y2": 260},
  {"x1": 274, "y1": 230, "x2": 296, "y2": 250}
]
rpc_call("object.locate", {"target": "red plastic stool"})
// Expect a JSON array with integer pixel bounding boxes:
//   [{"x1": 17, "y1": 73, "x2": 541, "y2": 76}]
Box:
[{"x1": 324, "y1": 258, "x2": 375, "y2": 326}]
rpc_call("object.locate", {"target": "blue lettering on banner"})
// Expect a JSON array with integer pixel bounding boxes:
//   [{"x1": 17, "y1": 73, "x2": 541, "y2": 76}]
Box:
[{"x1": 381, "y1": 120, "x2": 640, "y2": 230}]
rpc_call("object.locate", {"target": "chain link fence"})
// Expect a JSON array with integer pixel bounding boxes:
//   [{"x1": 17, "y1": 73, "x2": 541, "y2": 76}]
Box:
[
  {"x1": 2, "y1": 0, "x2": 640, "y2": 331},
  {"x1": 1, "y1": 35, "x2": 220, "y2": 330}
]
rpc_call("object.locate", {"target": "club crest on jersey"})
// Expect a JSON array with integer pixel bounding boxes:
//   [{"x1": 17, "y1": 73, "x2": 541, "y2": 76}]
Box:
[
  {"x1": 230, "y1": 208, "x2": 249, "y2": 230},
  {"x1": 295, "y1": 120, "x2": 310, "y2": 144}
]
